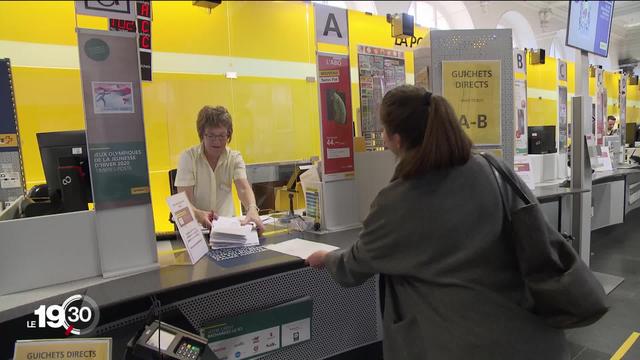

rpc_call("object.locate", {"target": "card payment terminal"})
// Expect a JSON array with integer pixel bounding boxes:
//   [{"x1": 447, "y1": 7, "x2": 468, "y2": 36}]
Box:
[{"x1": 132, "y1": 320, "x2": 215, "y2": 360}]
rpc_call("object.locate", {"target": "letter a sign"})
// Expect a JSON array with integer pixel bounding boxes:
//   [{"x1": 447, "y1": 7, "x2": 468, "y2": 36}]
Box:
[{"x1": 314, "y1": 4, "x2": 348, "y2": 46}]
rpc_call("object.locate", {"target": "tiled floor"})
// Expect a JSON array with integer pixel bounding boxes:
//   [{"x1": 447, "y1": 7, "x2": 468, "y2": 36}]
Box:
[{"x1": 567, "y1": 208, "x2": 640, "y2": 360}]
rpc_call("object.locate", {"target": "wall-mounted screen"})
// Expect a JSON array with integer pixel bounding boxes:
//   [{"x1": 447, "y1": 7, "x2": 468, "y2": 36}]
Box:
[{"x1": 566, "y1": 1, "x2": 615, "y2": 57}]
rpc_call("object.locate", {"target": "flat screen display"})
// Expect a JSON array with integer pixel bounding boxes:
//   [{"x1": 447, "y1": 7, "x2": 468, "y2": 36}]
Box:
[
  {"x1": 146, "y1": 329, "x2": 176, "y2": 351},
  {"x1": 566, "y1": 1, "x2": 615, "y2": 57}
]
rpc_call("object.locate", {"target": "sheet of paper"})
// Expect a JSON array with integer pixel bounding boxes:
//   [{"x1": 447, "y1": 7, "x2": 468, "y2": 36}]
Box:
[
  {"x1": 166, "y1": 192, "x2": 209, "y2": 264},
  {"x1": 265, "y1": 238, "x2": 339, "y2": 259},
  {"x1": 513, "y1": 156, "x2": 535, "y2": 190},
  {"x1": 212, "y1": 216, "x2": 253, "y2": 236}
]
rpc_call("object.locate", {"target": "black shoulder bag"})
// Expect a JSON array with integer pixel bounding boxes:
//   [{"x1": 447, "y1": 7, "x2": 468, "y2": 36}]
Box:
[{"x1": 480, "y1": 153, "x2": 608, "y2": 329}]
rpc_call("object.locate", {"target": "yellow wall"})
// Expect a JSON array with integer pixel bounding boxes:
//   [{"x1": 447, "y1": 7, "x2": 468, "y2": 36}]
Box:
[
  {"x1": 525, "y1": 53, "x2": 631, "y2": 130},
  {"x1": 0, "y1": 1, "x2": 421, "y2": 231}
]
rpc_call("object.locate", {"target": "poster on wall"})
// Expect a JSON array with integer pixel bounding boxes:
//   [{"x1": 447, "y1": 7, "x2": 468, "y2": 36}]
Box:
[
  {"x1": 442, "y1": 60, "x2": 502, "y2": 146},
  {"x1": 357, "y1": 45, "x2": 406, "y2": 143},
  {"x1": 514, "y1": 79, "x2": 528, "y2": 154},
  {"x1": 620, "y1": 74, "x2": 627, "y2": 144},
  {"x1": 558, "y1": 86, "x2": 568, "y2": 153},
  {"x1": 78, "y1": 30, "x2": 151, "y2": 210},
  {"x1": 317, "y1": 53, "x2": 354, "y2": 176}
]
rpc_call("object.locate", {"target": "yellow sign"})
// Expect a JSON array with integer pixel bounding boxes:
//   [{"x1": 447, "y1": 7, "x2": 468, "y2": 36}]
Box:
[
  {"x1": 442, "y1": 61, "x2": 502, "y2": 146},
  {"x1": 0, "y1": 133, "x2": 18, "y2": 147},
  {"x1": 13, "y1": 338, "x2": 111, "y2": 360}
]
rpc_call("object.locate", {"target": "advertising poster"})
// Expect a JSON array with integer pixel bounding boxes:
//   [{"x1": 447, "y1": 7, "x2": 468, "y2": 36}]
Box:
[
  {"x1": 558, "y1": 86, "x2": 568, "y2": 153},
  {"x1": 620, "y1": 74, "x2": 627, "y2": 144},
  {"x1": 78, "y1": 30, "x2": 151, "y2": 210},
  {"x1": 358, "y1": 45, "x2": 406, "y2": 137},
  {"x1": 317, "y1": 53, "x2": 354, "y2": 176},
  {"x1": 442, "y1": 60, "x2": 502, "y2": 146},
  {"x1": 91, "y1": 82, "x2": 134, "y2": 114},
  {"x1": 201, "y1": 297, "x2": 312, "y2": 360},
  {"x1": 167, "y1": 192, "x2": 209, "y2": 264},
  {"x1": 595, "y1": 68, "x2": 606, "y2": 145},
  {"x1": 514, "y1": 79, "x2": 528, "y2": 155}
]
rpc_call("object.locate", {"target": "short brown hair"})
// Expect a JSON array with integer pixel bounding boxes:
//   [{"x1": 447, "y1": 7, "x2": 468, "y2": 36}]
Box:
[
  {"x1": 381, "y1": 85, "x2": 472, "y2": 179},
  {"x1": 197, "y1": 106, "x2": 233, "y2": 142}
]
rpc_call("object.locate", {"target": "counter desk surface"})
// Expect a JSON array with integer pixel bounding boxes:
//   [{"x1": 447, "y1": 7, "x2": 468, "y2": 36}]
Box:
[{"x1": 0, "y1": 229, "x2": 361, "y2": 324}]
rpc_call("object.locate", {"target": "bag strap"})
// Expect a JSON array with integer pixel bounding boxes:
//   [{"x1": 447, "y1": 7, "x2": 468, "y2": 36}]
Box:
[{"x1": 479, "y1": 153, "x2": 532, "y2": 206}]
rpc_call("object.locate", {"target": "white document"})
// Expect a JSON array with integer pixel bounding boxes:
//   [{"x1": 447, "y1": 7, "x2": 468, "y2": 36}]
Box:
[
  {"x1": 166, "y1": 192, "x2": 210, "y2": 264},
  {"x1": 0, "y1": 171, "x2": 21, "y2": 189},
  {"x1": 513, "y1": 156, "x2": 535, "y2": 190},
  {"x1": 265, "y1": 238, "x2": 339, "y2": 259},
  {"x1": 212, "y1": 216, "x2": 253, "y2": 236},
  {"x1": 210, "y1": 216, "x2": 260, "y2": 249},
  {"x1": 595, "y1": 146, "x2": 614, "y2": 172}
]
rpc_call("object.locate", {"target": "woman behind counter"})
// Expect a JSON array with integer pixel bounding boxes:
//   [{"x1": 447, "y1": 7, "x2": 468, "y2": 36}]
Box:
[
  {"x1": 307, "y1": 85, "x2": 569, "y2": 359},
  {"x1": 174, "y1": 105, "x2": 264, "y2": 231}
]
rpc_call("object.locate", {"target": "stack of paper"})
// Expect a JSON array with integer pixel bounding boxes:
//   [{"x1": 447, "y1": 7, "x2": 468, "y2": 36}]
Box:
[{"x1": 210, "y1": 217, "x2": 260, "y2": 249}]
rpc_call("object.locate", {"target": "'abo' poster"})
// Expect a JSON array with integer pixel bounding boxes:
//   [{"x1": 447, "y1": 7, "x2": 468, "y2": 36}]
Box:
[{"x1": 317, "y1": 53, "x2": 354, "y2": 176}]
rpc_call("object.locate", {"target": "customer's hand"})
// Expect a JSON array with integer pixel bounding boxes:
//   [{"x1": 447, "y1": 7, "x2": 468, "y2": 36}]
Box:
[
  {"x1": 306, "y1": 250, "x2": 328, "y2": 269},
  {"x1": 241, "y1": 209, "x2": 265, "y2": 233}
]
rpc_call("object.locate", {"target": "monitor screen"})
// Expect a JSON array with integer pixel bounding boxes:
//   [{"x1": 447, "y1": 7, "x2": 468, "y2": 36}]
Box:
[
  {"x1": 36, "y1": 130, "x2": 92, "y2": 207},
  {"x1": 566, "y1": 1, "x2": 615, "y2": 57}
]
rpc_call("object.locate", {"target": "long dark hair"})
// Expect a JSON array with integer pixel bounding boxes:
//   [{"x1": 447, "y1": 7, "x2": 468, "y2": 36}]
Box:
[{"x1": 381, "y1": 85, "x2": 472, "y2": 179}]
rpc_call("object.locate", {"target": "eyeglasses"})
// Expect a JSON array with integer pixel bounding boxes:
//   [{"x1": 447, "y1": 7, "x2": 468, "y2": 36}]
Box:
[{"x1": 204, "y1": 133, "x2": 228, "y2": 141}]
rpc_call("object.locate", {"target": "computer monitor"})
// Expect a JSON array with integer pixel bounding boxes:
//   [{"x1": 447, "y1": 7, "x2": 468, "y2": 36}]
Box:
[
  {"x1": 528, "y1": 126, "x2": 557, "y2": 154},
  {"x1": 36, "y1": 130, "x2": 92, "y2": 212},
  {"x1": 566, "y1": 1, "x2": 615, "y2": 57}
]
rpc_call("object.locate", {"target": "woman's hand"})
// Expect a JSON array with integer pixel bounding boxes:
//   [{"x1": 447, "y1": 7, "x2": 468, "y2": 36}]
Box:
[
  {"x1": 194, "y1": 209, "x2": 217, "y2": 228},
  {"x1": 306, "y1": 250, "x2": 328, "y2": 269},
  {"x1": 241, "y1": 208, "x2": 265, "y2": 233}
]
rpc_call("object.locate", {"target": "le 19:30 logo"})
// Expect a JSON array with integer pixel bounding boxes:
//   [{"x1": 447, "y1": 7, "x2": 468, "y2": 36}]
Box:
[{"x1": 27, "y1": 294, "x2": 100, "y2": 336}]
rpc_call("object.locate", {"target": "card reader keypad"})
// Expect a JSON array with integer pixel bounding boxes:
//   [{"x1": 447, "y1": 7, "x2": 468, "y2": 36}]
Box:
[{"x1": 176, "y1": 341, "x2": 201, "y2": 359}]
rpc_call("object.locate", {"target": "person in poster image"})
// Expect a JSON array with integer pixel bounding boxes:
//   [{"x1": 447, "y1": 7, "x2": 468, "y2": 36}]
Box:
[
  {"x1": 307, "y1": 85, "x2": 569, "y2": 359},
  {"x1": 174, "y1": 106, "x2": 264, "y2": 231}
]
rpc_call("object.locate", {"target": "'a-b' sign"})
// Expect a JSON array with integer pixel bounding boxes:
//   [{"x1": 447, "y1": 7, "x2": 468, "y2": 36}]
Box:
[{"x1": 314, "y1": 4, "x2": 348, "y2": 46}]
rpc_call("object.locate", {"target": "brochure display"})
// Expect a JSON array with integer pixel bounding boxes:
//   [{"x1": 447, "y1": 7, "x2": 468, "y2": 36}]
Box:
[
  {"x1": 201, "y1": 297, "x2": 313, "y2": 360},
  {"x1": 77, "y1": 29, "x2": 157, "y2": 277},
  {"x1": 167, "y1": 192, "x2": 209, "y2": 264}
]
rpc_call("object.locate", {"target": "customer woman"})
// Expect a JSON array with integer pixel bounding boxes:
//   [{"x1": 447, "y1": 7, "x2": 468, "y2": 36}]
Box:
[
  {"x1": 307, "y1": 85, "x2": 569, "y2": 359},
  {"x1": 174, "y1": 105, "x2": 263, "y2": 231}
]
